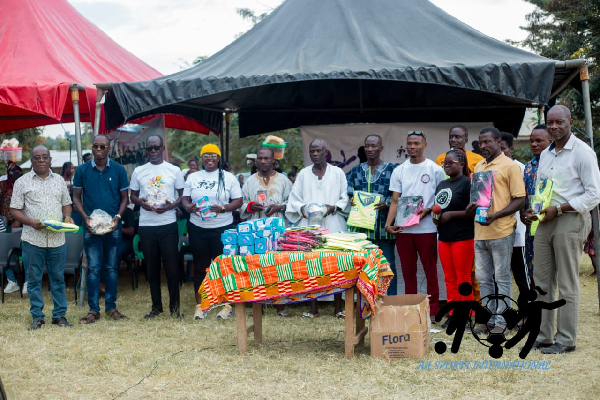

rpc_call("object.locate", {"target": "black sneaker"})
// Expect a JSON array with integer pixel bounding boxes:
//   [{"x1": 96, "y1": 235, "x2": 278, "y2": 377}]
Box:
[
  {"x1": 441, "y1": 316, "x2": 451, "y2": 329},
  {"x1": 52, "y1": 317, "x2": 73, "y2": 328},
  {"x1": 28, "y1": 319, "x2": 45, "y2": 331},
  {"x1": 144, "y1": 309, "x2": 163, "y2": 319}
]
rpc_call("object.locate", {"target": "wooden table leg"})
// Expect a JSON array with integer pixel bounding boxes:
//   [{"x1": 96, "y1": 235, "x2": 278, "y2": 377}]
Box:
[
  {"x1": 345, "y1": 287, "x2": 355, "y2": 358},
  {"x1": 356, "y1": 295, "x2": 366, "y2": 347},
  {"x1": 235, "y1": 303, "x2": 248, "y2": 355},
  {"x1": 252, "y1": 303, "x2": 263, "y2": 345}
]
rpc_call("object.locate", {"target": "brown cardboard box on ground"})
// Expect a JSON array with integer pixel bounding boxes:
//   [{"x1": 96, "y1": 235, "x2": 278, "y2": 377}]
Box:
[{"x1": 370, "y1": 294, "x2": 430, "y2": 359}]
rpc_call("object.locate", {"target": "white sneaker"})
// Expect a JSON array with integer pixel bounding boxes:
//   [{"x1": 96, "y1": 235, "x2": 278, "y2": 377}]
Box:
[
  {"x1": 217, "y1": 304, "x2": 233, "y2": 320},
  {"x1": 4, "y1": 281, "x2": 20, "y2": 293},
  {"x1": 194, "y1": 304, "x2": 207, "y2": 320},
  {"x1": 22, "y1": 282, "x2": 28, "y2": 295}
]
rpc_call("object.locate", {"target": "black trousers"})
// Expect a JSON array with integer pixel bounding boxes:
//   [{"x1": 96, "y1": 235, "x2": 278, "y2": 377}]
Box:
[
  {"x1": 511, "y1": 246, "x2": 530, "y2": 313},
  {"x1": 188, "y1": 222, "x2": 232, "y2": 293},
  {"x1": 139, "y1": 222, "x2": 180, "y2": 313}
]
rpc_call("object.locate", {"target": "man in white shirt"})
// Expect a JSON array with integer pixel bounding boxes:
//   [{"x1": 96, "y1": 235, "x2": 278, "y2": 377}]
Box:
[
  {"x1": 500, "y1": 132, "x2": 529, "y2": 313},
  {"x1": 385, "y1": 131, "x2": 446, "y2": 321},
  {"x1": 286, "y1": 138, "x2": 349, "y2": 318},
  {"x1": 527, "y1": 105, "x2": 600, "y2": 354},
  {"x1": 130, "y1": 135, "x2": 185, "y2": 318}
]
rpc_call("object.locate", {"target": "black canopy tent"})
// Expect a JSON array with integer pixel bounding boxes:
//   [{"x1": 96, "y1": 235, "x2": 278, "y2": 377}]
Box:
[{"x1": 102, "y1": 0, "x2": 575, "y2": 141}]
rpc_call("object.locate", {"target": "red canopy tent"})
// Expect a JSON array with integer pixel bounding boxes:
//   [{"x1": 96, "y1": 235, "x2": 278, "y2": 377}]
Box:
[{"x1": 0, "y1": 0, "x2": 211, "y2": 135}]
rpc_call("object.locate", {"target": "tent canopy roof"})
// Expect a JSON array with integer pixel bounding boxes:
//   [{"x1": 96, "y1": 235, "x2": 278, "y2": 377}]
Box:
[
  {"x1": 0, "y1": 0, "x2": 211, "y2": 135},
  {"x1": 105, "y1": 0, "x2": 574, "y2": 137}
]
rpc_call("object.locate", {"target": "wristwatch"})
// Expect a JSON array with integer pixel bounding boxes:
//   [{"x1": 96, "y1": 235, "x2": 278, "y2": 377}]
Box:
[
  {"x1": 115, "y1": 214, "x2": 122, "y2": 219},
  {"x1": 221, "y1": 206, "x2": 226, "y2": 213},
  {"x1": 556, "y1": 204, "x2": 563, "y2": 216}
]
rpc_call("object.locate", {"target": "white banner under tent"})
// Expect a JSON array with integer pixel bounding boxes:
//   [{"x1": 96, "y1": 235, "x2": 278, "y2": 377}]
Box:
[
  {"x1": 301, "y1": 122, "x2": 493, "y2": 300},
  {"x1": 301, "y1": 122, "x2": 492, "y2": 173}
]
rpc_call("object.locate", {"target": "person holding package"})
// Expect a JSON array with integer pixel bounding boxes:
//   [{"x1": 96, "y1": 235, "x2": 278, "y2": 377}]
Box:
[
  {"x1": 346, "y1": 134, "x2": 397, "y2": 293},
  {"x1": 241, "y1": 147, "x2": 292, "y2": 221},
  {"x1": 385, "y1": 131, "x2": 445, "y2": 323},
  {"x1": 73, "y1": 135, "x2": 129, "y2": 324},
  {"x1": 466, "y1": 127, "x2": 525, "y2": 335},
  {"x1": 433, "y1": 147, "x2": 474, "y2": 328},
  {"x1": 130, "y1": 135, "x2": 184, "y2": 318},
  {"x1": 286, "y1": 138, "x2": 349, "y2": 318},
  {"x1": 10, "y1": 146, "x2": 74, "y2": 330},
  {"x1": 181, "y1": 144, "x2": 242, "y2": 321},
  {"x1": 525, "y1": 105, "x2": 600, "y2": 354}
]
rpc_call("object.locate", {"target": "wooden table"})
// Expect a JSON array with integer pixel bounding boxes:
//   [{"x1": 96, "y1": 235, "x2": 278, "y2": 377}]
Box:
[{"x1": 234, "y1": 286, "x2": 368, "y2": 358}]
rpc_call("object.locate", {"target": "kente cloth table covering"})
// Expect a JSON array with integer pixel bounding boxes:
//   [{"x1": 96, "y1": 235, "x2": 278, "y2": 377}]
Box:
[{"x1": 199, "y1": 250, "x2": 392, "y2": 318}]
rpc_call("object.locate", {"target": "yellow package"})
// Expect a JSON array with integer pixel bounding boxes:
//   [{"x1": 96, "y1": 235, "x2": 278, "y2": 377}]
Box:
[{"x1": 530, "y1": 176, "x2": 554, "y2": 236}]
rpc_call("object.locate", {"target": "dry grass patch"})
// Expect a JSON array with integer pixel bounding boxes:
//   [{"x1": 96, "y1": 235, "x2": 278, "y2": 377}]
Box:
[{"x1": 1, "y1": 258, "x2": 599, "y2": 399}]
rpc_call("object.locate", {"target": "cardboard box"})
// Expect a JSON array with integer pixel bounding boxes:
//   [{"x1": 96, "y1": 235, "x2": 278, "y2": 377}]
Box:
[{"x1": 370, "y1": 294, "x2": 430, "y2": 359}]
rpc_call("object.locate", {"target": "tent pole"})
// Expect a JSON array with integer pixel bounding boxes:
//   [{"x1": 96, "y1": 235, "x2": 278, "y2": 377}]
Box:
[
  {"x1": 69, "y1": 83, "x2": 86, "y2": 307},
  {"x1": 93, "y1": 89, "x2": 106, "y2": 137},
  {"x1": 225, "y1": 113, "x2": 231, "y2": 163},
  {"x1": 580, "y1": 64, "x2": 600, "y2": 311},
  {"x1": 220, "y1": 113, "x2": 225, "y2": 156}
]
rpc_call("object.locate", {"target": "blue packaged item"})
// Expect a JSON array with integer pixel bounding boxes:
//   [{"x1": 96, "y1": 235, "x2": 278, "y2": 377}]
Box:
[
  {"x1": 238, "y1": 233, "x2": 255, "y2": 246},
  {"x1": 221, "y1": 229, "x2": 238, "y2": 245},
  {"x1": 239, "y1": 245, "x2": 254, "y2": 256},
  {"x1": 237, "y1": 221, "x2": 254, "y2": 233},
  {"x1": 195, "y1": 196, "x2": 217, "y2": 221},
  {"x1": 269, "y1": 218, "x2": 285, "y2": 229},
  {"x1": 254, "y1": 237, "x2": 269, "y2": 254},
  {"x1": 223, "y1": 244, "x2": 238, "y2": 256},
  {"x1": 253, "y1": 218, "x2": 268, "y2": 230},
  {"x1": 255, "y1": 228, "x2": 272, "y2": 238}
]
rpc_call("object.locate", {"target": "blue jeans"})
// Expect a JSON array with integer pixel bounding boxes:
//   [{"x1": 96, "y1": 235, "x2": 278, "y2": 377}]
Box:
[
  {"x1": 474, "y1": 232, "x2": 515, "y2": 328},
  {"x1": 100, "y1": 240, "x2": 133, "y2": 284},
  {"x1": 376, "y1": 240, "x2": 398, "y2": 295},
  {"x1": 84, "y1": 228, "x2": 122, "y2": 313},
  {"x1": 23, "y1": 241, "x2": 67, "y2": 321}
]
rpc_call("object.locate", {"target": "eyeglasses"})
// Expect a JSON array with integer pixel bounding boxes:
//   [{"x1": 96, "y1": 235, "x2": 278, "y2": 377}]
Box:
[
  {"x1": 92, "y1": 144, "x2": 108, "y2": 150},
  {"x1": 202, "y1": 153, "x2": 219, "y2": 159},
  {"x1": 146, "y1": 146, "x2": 162, "y2": 152},
  {"x1": 443, "y1": 160, "x2": 460, "y2": 166},
  {"x1": 32, "y1": 156, "x2": 50, "y2": 162}
]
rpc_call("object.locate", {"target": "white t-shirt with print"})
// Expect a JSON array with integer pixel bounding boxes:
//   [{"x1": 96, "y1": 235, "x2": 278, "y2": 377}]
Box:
[
  {"x1": 389, "y1": 159, "x2": 446, "y2": 234},
  {"x1": 183, "y1": 169, "x2": 242, "y2": 228},
  {"x1": 130, "y1": 162, "x2": 185, "y2": 227}
]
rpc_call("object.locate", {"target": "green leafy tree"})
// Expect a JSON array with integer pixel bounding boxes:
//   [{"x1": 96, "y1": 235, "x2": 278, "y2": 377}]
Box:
[{"x1": 518, "y1": 0, "x2": 599, "y2": 157}]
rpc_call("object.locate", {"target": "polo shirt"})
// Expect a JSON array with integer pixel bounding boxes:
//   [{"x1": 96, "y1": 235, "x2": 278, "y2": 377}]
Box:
[
  {"x1": 73, "y1": 158, "x2": 129, "y2": 217},
  {"x1": 473, "y1": 153, "x2": 526, "y2": 241}
]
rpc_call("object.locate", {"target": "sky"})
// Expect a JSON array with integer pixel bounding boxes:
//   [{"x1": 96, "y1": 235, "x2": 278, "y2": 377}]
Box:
[{"x1": 44, "y1": 0, "x2": 537, "y2": 138}]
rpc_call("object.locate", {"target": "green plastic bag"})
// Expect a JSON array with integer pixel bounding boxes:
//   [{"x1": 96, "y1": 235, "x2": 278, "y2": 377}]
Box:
[
  {"x1": 530, "y1": 175, "x2": 554, "y2": 236},
  {"x1": 347, "y1": 191, "x2": 382, "y2": 230}
]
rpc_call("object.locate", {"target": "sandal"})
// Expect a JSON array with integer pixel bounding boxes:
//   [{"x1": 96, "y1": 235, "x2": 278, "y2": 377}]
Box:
[
  {"x1": 335, "y1": 311, "x2": 345, "y2": 319},
  {"x1": 80, "y1": 311, "x2": 100, "y2": 325},
  {"x1": 106, "y1": 309, "x2": 127, "y2": 321},
  {"x1": 302, "y1": 312, "x2": 320, "y2": 319}
]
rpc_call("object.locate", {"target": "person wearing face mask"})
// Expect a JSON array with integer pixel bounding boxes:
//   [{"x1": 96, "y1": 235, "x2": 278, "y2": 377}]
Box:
[{"x1": 181, "y1": 144, "x2": 243, "y2": 320}]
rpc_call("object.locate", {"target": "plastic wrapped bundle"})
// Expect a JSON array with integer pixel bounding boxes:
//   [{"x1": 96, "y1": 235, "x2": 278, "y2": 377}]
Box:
[
  {"x1": 146, "y1": 187, "x2": 168, "y2": 208},
  {"x1": 89, "y1": 209, "x2": 115, "y2": 235},
  {"x1": 395, "y1": 196, "x2": 423, "y2": 228},
  {"x1": 470, "y1": 171, "x2": 496, "y2": 207},
  {"x1": 305, "y1": 203, "x2": 327, "y2": 226}
]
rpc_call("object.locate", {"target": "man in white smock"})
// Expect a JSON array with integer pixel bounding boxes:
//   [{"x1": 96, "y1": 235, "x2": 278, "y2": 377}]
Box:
[{"x1": 286, "y1": 138, "x2": 349, "y2": 318}]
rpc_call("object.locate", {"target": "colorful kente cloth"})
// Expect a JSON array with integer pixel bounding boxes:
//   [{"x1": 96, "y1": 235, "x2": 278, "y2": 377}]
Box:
[{"x1": 199, "y1": 249, "x2": 392, "y2": 318}]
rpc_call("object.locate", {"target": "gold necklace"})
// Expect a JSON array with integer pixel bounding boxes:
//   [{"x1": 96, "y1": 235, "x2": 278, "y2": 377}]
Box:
[{"x1": 260, "y1": 170, "x2": 275, "y2": 185}]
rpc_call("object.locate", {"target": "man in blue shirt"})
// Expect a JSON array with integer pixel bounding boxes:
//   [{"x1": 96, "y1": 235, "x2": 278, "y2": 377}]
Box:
[
  {"x1": 73, "y1": 135, "x2": 129, "y2": 324},
  {"x1": 346, "y1": 135, "x2": 398, "y2": 293}
]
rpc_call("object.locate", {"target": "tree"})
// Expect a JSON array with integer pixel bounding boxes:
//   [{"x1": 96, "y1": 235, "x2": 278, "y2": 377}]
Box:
[{"x1": 518, "y1": 0, "x2": 599, "y2": 155}]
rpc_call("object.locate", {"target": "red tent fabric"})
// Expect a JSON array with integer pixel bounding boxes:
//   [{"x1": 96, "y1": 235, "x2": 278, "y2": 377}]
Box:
[{"x1": 0, "y1": 0, "x2": 211, "y2": 135}]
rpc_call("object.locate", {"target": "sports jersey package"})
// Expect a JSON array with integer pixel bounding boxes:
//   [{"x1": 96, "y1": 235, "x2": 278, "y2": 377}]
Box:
[
  {"x1": 347, "y1": 191, "x2": 382, "y2": 230},
  {"x1": 395, "y1": 196, "x2": 424, "y2": 228},
  {"x1": 470, "y1": 171, "x2": 496, "y2": 207},
  {"x1": 530, "y1": 175, "x2": 554, "y2": 236},
  {"x1": 41, "y1": 219, "x2": 79, "y2": 233}
]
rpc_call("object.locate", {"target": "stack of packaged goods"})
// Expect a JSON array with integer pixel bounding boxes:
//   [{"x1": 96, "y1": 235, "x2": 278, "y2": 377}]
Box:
[
  {"x1": 321, "y1": 232, "x2": 379, "y2": 252},
  {"x1": 276, "y1": 226, "x2": 327, "y2": 251},
  {"x1": 221, "y1": 217, "x2": 286, "y2": 256}
]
